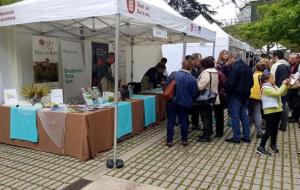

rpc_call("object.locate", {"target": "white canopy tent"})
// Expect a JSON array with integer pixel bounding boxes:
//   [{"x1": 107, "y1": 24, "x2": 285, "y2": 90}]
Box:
[
  {"x1": 162, "y1": 15, "x2": 248, "y2": 74},
  {"x1": 0, "y1": 0, "x2": 216, "y2": 167}
]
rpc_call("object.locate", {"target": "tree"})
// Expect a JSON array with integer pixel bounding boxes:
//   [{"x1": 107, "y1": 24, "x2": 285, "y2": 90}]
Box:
[
  {"x1": 0, "y1": 0, "x2": 21, "y2": 6},
  {"x1": 168, "y1": 0, "x2": 217, "y2": 23},
  {"x1": 223, "y1": 0, "x2": 300, "y2": 52}
]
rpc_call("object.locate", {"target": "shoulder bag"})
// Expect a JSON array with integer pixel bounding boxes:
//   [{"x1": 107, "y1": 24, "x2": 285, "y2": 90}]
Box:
[
  {"x1": 163, "y1": 72, "x2": 176, "y2": 101},
  {"x1": 194, "y1": 72, "x2": 217, "y2": 106}
]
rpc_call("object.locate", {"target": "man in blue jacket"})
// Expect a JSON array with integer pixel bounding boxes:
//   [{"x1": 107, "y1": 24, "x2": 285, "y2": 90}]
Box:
[
  {"x1": 225, "y1": 55, "x2": 254, "y2": 143},
  {"x1": 165, "y1": 59, "x2": 199, "y2": 147}
]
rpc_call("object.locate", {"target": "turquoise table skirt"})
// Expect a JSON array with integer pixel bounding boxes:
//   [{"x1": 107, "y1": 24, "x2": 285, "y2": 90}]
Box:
[
  {"x1": 131, "y1": 95, "x2": 156, "y2": 126},
  {"x1": 115, "y1": 101, "x2": 133, "y2": 139},
  {"x1": 10, "y1": 104, "x2": 42, "y2": 143}
]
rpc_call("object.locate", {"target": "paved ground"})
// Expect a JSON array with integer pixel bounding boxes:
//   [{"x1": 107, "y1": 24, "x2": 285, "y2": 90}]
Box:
[{"x1": 1, "y1": 113, "x2": 300, "y2": 190}]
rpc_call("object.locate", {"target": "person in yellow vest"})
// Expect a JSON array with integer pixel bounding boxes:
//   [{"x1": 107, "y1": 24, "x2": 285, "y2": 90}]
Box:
[{"x1": 248, "y1": 59, "x2": 269, "y2": 138}]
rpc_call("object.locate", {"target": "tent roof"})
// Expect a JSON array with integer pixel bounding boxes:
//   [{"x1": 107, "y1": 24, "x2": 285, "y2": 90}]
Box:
[
  {"x1": 0, "y1": 0, "x2": 216, "y2": 42},
  {"x1": 194, "y1": 15, "x2": 245, "y2": 49}
]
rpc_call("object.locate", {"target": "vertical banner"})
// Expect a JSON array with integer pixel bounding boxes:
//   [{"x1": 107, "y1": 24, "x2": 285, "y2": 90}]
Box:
[
  {"x1": 32, "y1": 36, "x2": 59, "y2": 84},
  {"x1": 91, "y1": 42, "x2": 109, "y2": 87},
  {"x1": 61, "y1": 40, "x2": 86, "y2": 104}
]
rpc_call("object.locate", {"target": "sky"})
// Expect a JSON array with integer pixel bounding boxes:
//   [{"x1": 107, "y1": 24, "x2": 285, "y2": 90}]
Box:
[{"x1": 198, "y1": 0, "x2": 247, "y2": 21}]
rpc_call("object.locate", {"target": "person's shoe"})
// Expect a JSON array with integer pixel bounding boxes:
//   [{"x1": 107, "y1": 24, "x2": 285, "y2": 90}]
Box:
[
  {"x1": 197, "y1": 136, "x2": 211, "y2": 142},
  {"x1": 256, "y1": 147, "x2": 271, "y2": 156},
  {"x1": 269, "y1": 145, "x2": 279, "y2": 153},
  {"x1": 241, "y1": 137, "x2": 251, "y2": 143},
  {"x1": 166, "y1": 142, "x2": 173, "y2": 148},
  {"x1": 288, "y1": 118, "x2": 298, "y2": 123},
  {"x1": 215, "y1": 134, "x2": 223, "y2": 138},
  {"x1": 191, "y1": 125, "x2": 200, "y2": 131},
  {"x1": 279, "y1": 127, "x2": 286, "y2": 132},
  {"x1": 182, "y1": 141, "x2": 188, "y2": 147},
  {"x1": 256, "y1": 132, "x2": 264, "y2": 138},
  {"x1": 225, "y1": 138, "x2": 240, "y2": 144}
]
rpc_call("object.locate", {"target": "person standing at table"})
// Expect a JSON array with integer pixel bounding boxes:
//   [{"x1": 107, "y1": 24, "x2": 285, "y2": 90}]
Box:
[
  {"x1": 141, "y1": 63, "x2": 166, "y2": 90},
  {"x1": 97, "y1": 52, "x2": 115, "y2": 92},
  {"x1": 165, "y1": 59, "x2": 198, "y2": 147}
]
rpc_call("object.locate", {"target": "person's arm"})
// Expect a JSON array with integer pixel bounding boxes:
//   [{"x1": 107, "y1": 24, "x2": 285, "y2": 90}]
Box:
[
  {"x1": 191, "y1": 79, "x2": 199, "y2": 98},
  {"x1": 197, "y1": 72, "x2": 210, "y2": 91},
  {"x1": 263, "y1": 84, "x2": 288, "y2": 97}
]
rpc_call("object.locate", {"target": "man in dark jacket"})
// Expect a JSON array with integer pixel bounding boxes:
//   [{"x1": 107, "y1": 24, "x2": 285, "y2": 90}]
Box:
[
  {"x1": 97, "y1": 52, "x2": 115, "y2": 92},
  {"x1": 287, "y1": 54, "x2": 300, "y2": 124},
  {"x1": 141, "y1": 63, "x2": 166, "y2": 90},
  {"x1": 190, "y1": 53, "x2": 202, "y2": 130},
  {"x1": 270, "y1": 50, "x2": 291, "y2": 131},
  {"x1": 225, "y1": 56, "x2": 254, "y2": 143}
]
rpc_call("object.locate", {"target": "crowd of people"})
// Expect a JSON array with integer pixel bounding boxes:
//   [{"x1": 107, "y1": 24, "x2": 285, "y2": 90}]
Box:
[{"x1": 165, "y1": 50, "x2": 300, "y2": 156}]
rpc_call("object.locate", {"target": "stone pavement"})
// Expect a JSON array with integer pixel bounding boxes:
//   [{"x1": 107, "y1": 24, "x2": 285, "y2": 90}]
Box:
[{"x1": 0, "y1": 115, "x2": 300, "y2": 190}]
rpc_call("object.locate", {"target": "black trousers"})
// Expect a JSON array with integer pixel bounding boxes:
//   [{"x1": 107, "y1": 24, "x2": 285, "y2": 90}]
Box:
[
  {"x1": 199, "y1": 105, "x2": 213, "y2": 138},
  {"x1": 214, "y1": 104, "x2": 224, "y2": 136},
  {"x1": 260, "y1": 112, "x2": 282, "y2": 148},
  {"x1": 288, "y1": 89, "x2": 300, "y2": 119},
  {"x1": 190, "y1": 105, "x2": 200, "y2": 126}
]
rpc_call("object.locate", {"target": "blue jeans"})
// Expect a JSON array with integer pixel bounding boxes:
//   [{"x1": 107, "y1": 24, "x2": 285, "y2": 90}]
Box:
[
  {"x1": 166, "y1": 101, "x2": 189, "y2": 143},
  {"x1": 248, "y1": 99, "x2": 262, "y2": 133},
  {"x1": 228, "y1": 96, "x2": 250, "y2": 140}
]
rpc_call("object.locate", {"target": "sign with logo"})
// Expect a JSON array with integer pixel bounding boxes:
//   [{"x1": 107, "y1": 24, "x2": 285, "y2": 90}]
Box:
[
  {"x1": 127, "y1": 0, "x2": 136, "y2": 14},
  {"x1": 32, "y1": 36, "x2": 59, "y2": 84},
  {"x1": 189, "y1": 23, "x2": 202, "y2": 35},
  {"x1": 4, "y1": 89, "x2": 18, "y2": 105},
  {"x1": 153, "y1": 27, "x2": 168, "y2": 39},
  {"x1": 61, "y1": 40, "x2": 86, "y2": 104},
  {"x1": 125, "y1": 0, "x2": 150, "y2": 17}
]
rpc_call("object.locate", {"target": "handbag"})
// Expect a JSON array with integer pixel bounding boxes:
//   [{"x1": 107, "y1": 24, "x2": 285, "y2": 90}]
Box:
[
  {"x1": 194, "y1": 72, "x2": 217, "y2": 106},
  {"x1": 163, "y1": 72, "x2": 176, "y2": 101}
]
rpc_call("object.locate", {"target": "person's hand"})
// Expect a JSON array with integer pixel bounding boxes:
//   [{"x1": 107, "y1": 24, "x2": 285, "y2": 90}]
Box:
[{"x1": 283, "y1": 79, "x2": 290, "y2": 85}]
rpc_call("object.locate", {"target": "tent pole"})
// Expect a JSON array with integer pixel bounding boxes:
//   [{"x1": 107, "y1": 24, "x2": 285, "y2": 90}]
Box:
[
  {"x1": 113, "y1": 13, "x2": 120, "y2": 167},
  {"x1": 182, "y1": 33, "x2": 187, "y2": 61},
  {"x1": 212, "y1": 42, "x2": 216, "y2": 59},
  {"x1": 130, "y1": 37, "x2": 134, "y2": 82}
]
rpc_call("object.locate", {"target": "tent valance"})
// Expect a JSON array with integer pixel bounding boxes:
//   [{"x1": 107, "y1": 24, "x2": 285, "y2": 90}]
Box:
[{"x1": 0, "y1": 0, "x2": 216, "y2": 42}]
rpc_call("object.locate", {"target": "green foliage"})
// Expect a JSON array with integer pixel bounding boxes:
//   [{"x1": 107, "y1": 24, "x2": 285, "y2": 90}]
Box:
[
  {"x1": 21, "y1": 84, "x2": 49, "y2": 99},
  {"x1": 224, "y1": 0, "x2": 300, "y2": 50},
  {"x1": 168, "y1": 0, "x2": 217, "y2": 23},
  {"x1": 0, "y1": 0, "x2": 22, "y2": 6}
]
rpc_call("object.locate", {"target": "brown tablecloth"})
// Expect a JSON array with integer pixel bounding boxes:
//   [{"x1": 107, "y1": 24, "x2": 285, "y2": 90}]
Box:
[
  {"x1": 0, "y1": 106, "x2": 114, "y2": 161},
  {"x1": 126, "y1": 99, "x2": 144, "y2": 135},
  {"x1": 141, "y1": 93, "x2": 166, "y2": 122}
]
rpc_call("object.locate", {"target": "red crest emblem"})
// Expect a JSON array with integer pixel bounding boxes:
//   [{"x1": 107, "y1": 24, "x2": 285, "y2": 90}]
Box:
[{"x1": 127, "y1": 0, "x2": 136, "y2": 14}]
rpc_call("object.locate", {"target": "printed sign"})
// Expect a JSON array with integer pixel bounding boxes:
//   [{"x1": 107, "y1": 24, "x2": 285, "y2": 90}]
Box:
[
  {"x1": 50, "y1": 89, "x2": 64, "y2": 105},
  {"x1": 153, "y1": 27, "x2": 168, "y2": 39},
  {"x1": 4, "y1": 89, "x2": 18, "y2": 105},
  {"x1": 61, "y1": 40, "x2": 86, "y2": 104},
  {"x1": 32, "y1": 36, "x2": 59, "y2": 84}
]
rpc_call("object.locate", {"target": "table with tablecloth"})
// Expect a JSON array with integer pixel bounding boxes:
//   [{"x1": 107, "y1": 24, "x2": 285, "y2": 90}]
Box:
[
  {"x1": 0, "y1": 105, "x2": 114, "y2": 161},
  {"x1": 141, "y1": 88, "x2": 166, "y2": 122},
  {"x1": 0, "y1": 98, "x2": 147, "y2": 161}
]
